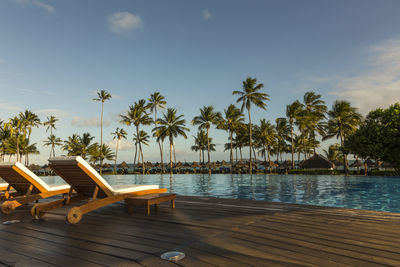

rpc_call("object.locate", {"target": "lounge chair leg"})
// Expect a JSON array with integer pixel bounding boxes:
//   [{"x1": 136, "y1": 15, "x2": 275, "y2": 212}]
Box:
[
  {"x1": 66, "y1": 207, "x2": 83, "y2": 224},
  {"x1": 146, "y1": 204, "x2": 150, "y2": 216},
  {"x1": 1, "y1": 201, "x2": 16, "y2": 215},
  {"x1": 171, "y1": 199, "x2": 175, "y2": 209}
]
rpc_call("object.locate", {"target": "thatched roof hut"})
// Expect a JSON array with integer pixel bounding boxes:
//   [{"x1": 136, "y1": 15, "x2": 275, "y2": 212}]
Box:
[
  {"x1": 103, "y1": 163, "x2": 112, "y2": 168},
  {"x1": 118, "y1": 161, "x2": 129, "y2": 169},
  {"x1": 281, "y1": 160, "x2": 293, "y2": 168},
  {"x1": 300, "y1": 154, "x2": 335, "y2": 169},
  {"x1": 364, "y1": 158, "x2": 377, "y2": 168},
  {"x1": 234, "y1": 160, "x2": 247, "y2": 168},
  {"x1": 191, "y1": 161, "x2": 200, "y2": 168},
  {"x1": 29, "y1": 164, "x2": 41, "y2": 171},
  {"x1": 221, "y1": 160, "x2": 229, "y2": 166},
  {"x1": 261, "y1": 161, "x2": 278, "y2": 168},
  {"x1": 350, "y1": 159, "x2": 363, "y2": 168},
  {"x1": 144, "y1": 162, "x2": 153, "y2": 168},
  {"x1": 210, "y1": 162, "x2": 218, "y2": 169},
  {"x1": 174, "y1": 162, "x2": 184, "y2": 169}
]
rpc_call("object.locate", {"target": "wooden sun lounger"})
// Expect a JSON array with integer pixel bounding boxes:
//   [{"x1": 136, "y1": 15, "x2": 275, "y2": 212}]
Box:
[
  {"x1": 0, "y1": 183, "x2": 8, "y2": 191},
  {"x1": 31, "y1": 156, "x2": 167, "y2": 224},
  {"x1": 0, "y1": 162, "x2": 70, "y2": 214}
]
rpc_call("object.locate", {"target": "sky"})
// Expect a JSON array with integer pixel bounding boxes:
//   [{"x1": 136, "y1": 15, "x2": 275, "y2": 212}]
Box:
[{"x1": 0, "y1": 0, "x2": 400, "y2": 164}]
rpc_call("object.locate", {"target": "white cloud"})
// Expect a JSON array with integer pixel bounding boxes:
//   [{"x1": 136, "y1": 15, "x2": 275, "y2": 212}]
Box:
[
  {"x1": 107, "y1": 139, "x2": 133, "y2": 151},
  {"x1": 203, "y1": 9, "x2": 212, "y2": 21},
  {"x1": 108, "y1": 12, "x2": 142, "y2": 35},
  {"x1": 13, "y1": 0, "x2": 55, "y2": 12},
  {"x1": 71, "y1": 116, "x2": 111, "y2": 127},
  {"x1": 329, "y1": 39, "x2": 400, "y2": 114},
  {"x1": 35, "y1": 108, "x2": 69, "y2": 118},
  {"x1": 0, "y1": 103, "x2": 23, "y2": 112}
]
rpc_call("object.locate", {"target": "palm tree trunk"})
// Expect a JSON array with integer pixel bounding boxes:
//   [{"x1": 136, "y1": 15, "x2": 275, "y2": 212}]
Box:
[
  {"x1": 298, "y1": 152, "x2": 300, "y2": 165},
  {"x1": 290, "y1": 125, "x2": 294, "y2": 169},
  {"x1": 202, "y1": 150, "x2": 205, "y2": 164},
  {"x1": 340, "y1": 130, "x2": 348, "y2": 174},
  {"x1": 302, "y1": 133, "x2": 307, "y2": 160},
  {"x1": 136, "y1": 127, "x2": 145, "y2": 175},
  {"x1": 239, "y1": 147, "x2": 242, "y2": 161},
  {"x1": 134, "y1": 143, "x2": 137, "y2": 167},
  {"x1": 155, "y1": 108, "x2": 164, "y2": 173},
  {"x1": 253, "y1": 146, "x2": 257, "y2": 162},
  {"x1": 199, "y1": 150, "x2": 201, "y2": 163},
  {"x1": 114, "y1": 139, "x2": 119, "y2": 174},
  {"x1": 230, "y1": 130, "x2": 233, "y2": 174},
  {"x1": 235, "y1": 148, "x2": 238, "y2": 163},
  {"x1": 100, "y1": 101, "x2": 104, "y2": 174},
  {"x1": 169, "y1": 137, "x2": 173, "y2": 175},
  {"x1": 16, "y1": 134, "x2": 20, "y2": 162},
  {"x1": 267, "y1": 147, "x2": 271, "y2": 173},
  {"x1": 173, "y1": 142, "x2": 176, "y2": 166},
  {"x1": 140, "y1": 143, "x2": 145, "y2": 175},
  {"x1": 207, "y1": 128, "x2": 211, "y2": 174},
  {"x1": 248, "y1": 108, "x2": 252, "y2": 175}
]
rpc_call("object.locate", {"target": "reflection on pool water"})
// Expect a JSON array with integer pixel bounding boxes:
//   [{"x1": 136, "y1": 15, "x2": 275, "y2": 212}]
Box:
[{"x1": 39, "y1": 174, "x2": 400, "y2": 213}]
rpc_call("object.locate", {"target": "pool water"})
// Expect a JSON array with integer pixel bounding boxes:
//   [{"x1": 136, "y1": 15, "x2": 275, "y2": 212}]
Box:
[{"x1": 40, "y1": 174, "x2": 400, "y2": 213}]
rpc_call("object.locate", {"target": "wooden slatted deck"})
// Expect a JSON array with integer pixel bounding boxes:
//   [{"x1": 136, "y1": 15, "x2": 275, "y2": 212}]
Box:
[{"x1": 0, "y1": 195, "x2": 400, "y2": 266}]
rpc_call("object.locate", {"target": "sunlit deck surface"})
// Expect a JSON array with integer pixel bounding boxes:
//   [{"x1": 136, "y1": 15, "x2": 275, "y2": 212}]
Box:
[{"x1": 1, "y1": 196, "x2": 400, "y2": 266}]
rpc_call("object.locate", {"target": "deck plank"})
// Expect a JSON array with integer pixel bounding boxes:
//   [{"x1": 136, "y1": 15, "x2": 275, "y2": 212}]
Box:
[{"x1": 1, "y1": 195, "x2": 400, "y2": 266}]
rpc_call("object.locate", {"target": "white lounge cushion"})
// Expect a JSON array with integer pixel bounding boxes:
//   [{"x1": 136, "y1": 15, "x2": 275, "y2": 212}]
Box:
[
  {"x1": 0, "y1": 161, "x2": 70, "y2": 192},
  {"x1": 111, "y1": 184, "x2": 159, "y2": 195},
  {"x1": 48, "y1": 184, "x2": 71, "y2": 191},
  {"x1": 49, "y1": 156, "x2": 159, "y2": 196}
]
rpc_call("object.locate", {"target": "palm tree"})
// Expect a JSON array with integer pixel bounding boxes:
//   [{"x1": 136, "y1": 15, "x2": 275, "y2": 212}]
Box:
[
  {"x1": 93, "y1": 90, "x2": 112, "y2": 174},
  {"x1": 16, "y1": 137, "x2": 40, "y2": 165},
  {"x1": 191, "y1": 130, "x2": 205, "y2": 163},
  {"x1": 233, "y1": 77, "x2": 270, "y2": 174},
  {"x1": 286, "y1": 100, "x2": 303, "y2": 169},
  {"x1": 62, "y1": 134, "x2": 80, "y2": 156},
  {"x1": 133, "y1": 130, "x2": 150, "y2": 174},
  {"x1": 153, "y1": 108, "x2": 189, "y2": 175},
  {"x1": 6, "y1": 116, "x2": 23, "y2": 162},
  {"x1": 218, "y1": 104, "x2": 244, "y2": 173},
  {"x1": 120, "y1": 99, "x2": 153, "y2": 173},
  {"x1": 0, "y1": 123, "x2": 11, "y2": 161},
  {"x1": 323, "y1": 100, "x2": 362, "y2": 173},
  {"x1": 275, "y1": 118, "x2": 290, "y2": 163},
  {"x1": 19, "y1": 110, "x2": 41, "y2": 140},
  {"x1": 192, "y1": 130, "x2": 215, "y2": 165},
  {"x1": 303, "y1": 91, "x2": 327, "y2": 154},
  {"x1": 44, "y1": 134, "x2": 62, "y2": 158},
  {"x1": 192, "y1": 106, "x2": 221, "y2": 174},
  {"x1": 62, "y1": 133, "x2": 97, "y2": 159},
  {"x1": 43, "y1": 115, "x2": 58, "y2": 136},
  {"x1": 254, "y1": 119, "x2": 276, "y2": 172},
  {"x1": 111, "y1": 128, "x2": 127, "y2": 174},
  {"x1": 323, "y1": 143, "x2": 343, "y2": 163},
  {"x1": 89, "y1": 144, "x2": 115, "y2": 165},
  {"x1": 148, "y1": 92, "x2": 167, "y2": 172}
]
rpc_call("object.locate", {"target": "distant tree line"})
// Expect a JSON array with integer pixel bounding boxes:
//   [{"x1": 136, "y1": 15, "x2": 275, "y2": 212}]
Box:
[{"x1": 0, "y1": 77, "x2": 398, "y2": 175}]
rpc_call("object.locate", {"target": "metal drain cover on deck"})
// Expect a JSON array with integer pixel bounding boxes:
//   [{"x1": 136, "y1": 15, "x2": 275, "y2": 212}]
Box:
[{"x1": 160, "y1": 251, "x2": 185, "y2": 261}]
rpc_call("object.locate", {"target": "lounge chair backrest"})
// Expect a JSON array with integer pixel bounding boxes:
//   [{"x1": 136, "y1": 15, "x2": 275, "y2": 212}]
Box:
[
  {"x1": 48, "y1": 156, "x2": 114, "y2": 197},
  {"x1": 0, "y1": 162, "x2": 50, "y2": 193}
]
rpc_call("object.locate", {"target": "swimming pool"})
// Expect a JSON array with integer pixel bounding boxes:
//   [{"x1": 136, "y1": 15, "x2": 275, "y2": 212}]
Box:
[{"x1": 40, "y1": 174, "x2": 400, "y2": 213}]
